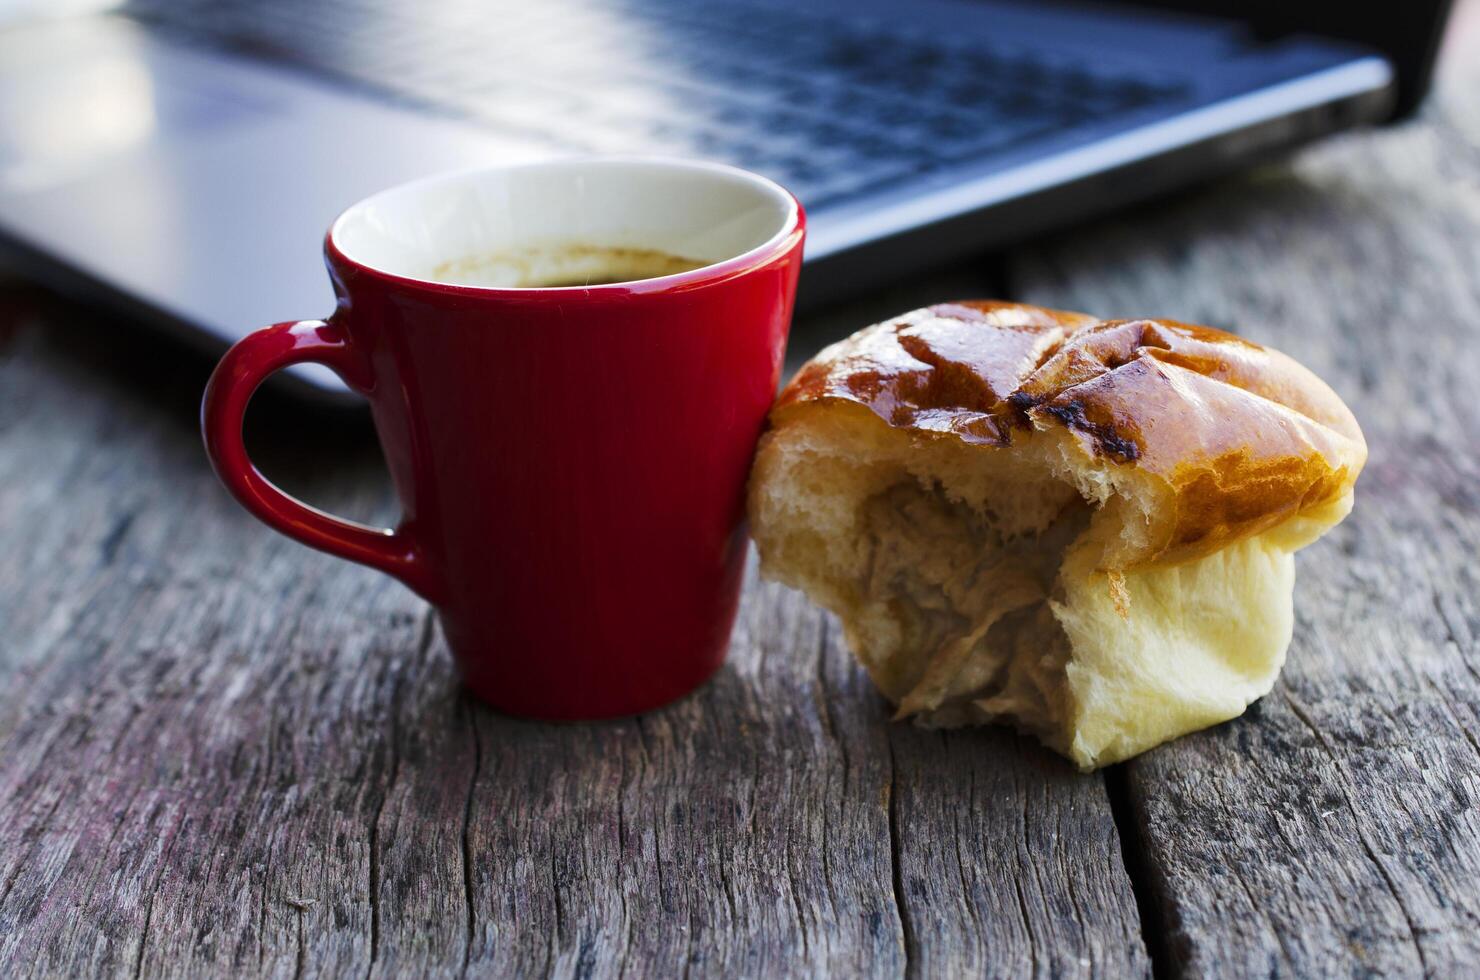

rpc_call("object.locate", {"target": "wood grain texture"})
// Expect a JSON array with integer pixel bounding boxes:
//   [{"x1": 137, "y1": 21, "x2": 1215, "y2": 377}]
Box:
[
  {"x1": 0, "y1": 295, "x2": 1145, "y2": 976},
  {"x1": 1006, "y1": 28, "x2": 1480, "y2": 976}
]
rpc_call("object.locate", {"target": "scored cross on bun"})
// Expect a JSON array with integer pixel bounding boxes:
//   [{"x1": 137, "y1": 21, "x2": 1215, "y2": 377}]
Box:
[{"x1": 748, "y1": 301, "x2": 1365, "y2": 770}]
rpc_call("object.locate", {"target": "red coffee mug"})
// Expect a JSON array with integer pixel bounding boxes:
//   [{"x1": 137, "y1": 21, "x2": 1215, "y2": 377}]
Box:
[{"x1": 203, "y1": 158, "x2": 803, "y2": 719}]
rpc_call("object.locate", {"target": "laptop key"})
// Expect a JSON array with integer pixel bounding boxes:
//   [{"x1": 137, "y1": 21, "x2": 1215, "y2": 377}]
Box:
[{"x1": 124, "y1": 0, "x2": 1190, "y2": 208}]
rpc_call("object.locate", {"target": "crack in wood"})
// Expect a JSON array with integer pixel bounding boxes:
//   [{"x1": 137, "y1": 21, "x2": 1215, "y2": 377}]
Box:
[
  {"x1": 1104, "y1": 764, "x2": 1171, "y2": 980},
  {"x1": 365, "y1": 660, "x2": 405, "y2": 979},
  {"x1": 812, "y1": 615, "x2": 840, "y2": 944},
  {"x1": 784, "y1": 811, "x2": 811, "y2": 965},
  {"x1": 291, "y1": 901, "x2": 307, "y2": 980},
  {"x1": 130, "y1": 805, "x2": 186, "y2": 980},
  {"x1": 459, "y1": 703, "x2": 480, "y2": 978},
  {"x1": 547, "y1": 840, "x2": 565, "y2": 976},
  {"x1": 951, "y1": 772, "x2": 983, "y2": 960},
  {"x1": 614, "y1": 733, "x2": 634, "y2": 980},
  {"x1": 129, "y1": 802, "x2": 183, "y2": 980},
  {"x1": 1013, "y1": 778, "x2": 1042, "y2": 979},
  {"x1": 633, "y1": 714, "x2": 670, "y2": 955},
  {"x1": 132, "y1": 882, "x2": 157, "y2": 980},
  {"x1": 255, "y1": 687, "x2": 284, "y2": 972},
  {"x1": 1011, "y1": 873, "x2": 1038, "y2": 978},
  {"x1": 886, "y1": 736, "x2": 914, "y2": 979},
  {"x1": 1229, "y1": 850, "x2": 1297, "y2": 974},
  {"x1": 715, "y1": 798, "x2": 740, "y2": 928}
]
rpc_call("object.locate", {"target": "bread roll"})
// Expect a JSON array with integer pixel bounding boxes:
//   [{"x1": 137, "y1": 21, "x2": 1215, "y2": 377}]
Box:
[{"x1": 748, "y1": 301, "x2": 1365, "y2": 769}]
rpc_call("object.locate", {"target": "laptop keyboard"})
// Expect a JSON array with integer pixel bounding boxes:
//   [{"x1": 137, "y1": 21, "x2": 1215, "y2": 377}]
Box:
[{"x1": 125, "y1": 0, "x2": 1189, "y2": 207}]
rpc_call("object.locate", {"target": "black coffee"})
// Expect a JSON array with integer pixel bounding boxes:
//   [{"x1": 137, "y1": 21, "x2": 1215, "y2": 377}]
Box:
[{"x1": 430, "y1": 244, "x2": 705, "y2": 288}]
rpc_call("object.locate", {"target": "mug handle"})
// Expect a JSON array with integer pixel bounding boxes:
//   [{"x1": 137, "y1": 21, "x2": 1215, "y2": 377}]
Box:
[{"x1": 201, "y1": 318, "x2": 443, "y2": 603}]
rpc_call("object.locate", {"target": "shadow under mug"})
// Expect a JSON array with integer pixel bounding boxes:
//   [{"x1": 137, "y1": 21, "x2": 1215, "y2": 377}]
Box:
[{"x1": 202, "y1": 157, "x2": 804, "y2": 719}]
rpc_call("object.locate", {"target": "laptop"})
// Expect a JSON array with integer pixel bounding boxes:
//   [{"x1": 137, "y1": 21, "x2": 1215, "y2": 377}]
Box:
[{"x1": 0, "y1": 0, "x2": 1453, "y2": 398}]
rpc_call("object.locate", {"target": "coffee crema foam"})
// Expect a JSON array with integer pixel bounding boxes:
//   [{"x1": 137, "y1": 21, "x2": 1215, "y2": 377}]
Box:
[{"x1": 429, "y1": 244, "x2": 706, "y2": 288}]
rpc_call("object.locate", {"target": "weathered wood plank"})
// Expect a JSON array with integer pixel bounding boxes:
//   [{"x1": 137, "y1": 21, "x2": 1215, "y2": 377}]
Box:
[
  {"x1": 450, "y1": 585, "x2": 904, "y2": 978},
  {"x1": 1007, "y1": 28, "x2": 1480, "y2": 975},
  {"x1": 889, "y1": 726, "x2": 1148, "y2": 977},
  {"x1": 0, "y1": 312, "x2": 426, "y2": 978},
  {"x1": 0, "y1": 280, "x2": 1147, "y2": 975}
]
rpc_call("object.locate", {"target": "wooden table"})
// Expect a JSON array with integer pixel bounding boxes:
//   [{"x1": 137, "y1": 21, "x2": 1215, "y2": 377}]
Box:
[{"x1": 4, "y1": 12, "x2": 1480, "y2": 977}]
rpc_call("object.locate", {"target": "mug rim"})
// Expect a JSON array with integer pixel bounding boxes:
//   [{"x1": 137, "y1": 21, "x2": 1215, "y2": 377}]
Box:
[{"x1": 325, "y1": 155, "x2": 805, "y2": 298}]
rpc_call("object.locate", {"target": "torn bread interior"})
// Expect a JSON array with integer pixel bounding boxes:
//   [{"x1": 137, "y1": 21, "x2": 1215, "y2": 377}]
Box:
[{"x1": 748, "y1": 301, "x2": 1366, "y2": 769}]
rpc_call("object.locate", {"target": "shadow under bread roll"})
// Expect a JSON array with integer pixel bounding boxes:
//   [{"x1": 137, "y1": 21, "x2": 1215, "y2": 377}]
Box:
[{"x1": 748, "y1": 301, "x2": 1366, "y2": 770}]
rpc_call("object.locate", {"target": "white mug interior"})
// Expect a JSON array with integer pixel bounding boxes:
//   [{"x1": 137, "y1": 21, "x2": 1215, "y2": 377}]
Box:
[{"x1": 330, "y1": 157, "x2": 799, "y2": 289}]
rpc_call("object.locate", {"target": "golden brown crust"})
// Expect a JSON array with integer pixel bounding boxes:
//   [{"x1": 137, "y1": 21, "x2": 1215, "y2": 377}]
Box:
[
  {"x1": 771, "y1": 301, "x2": 1367, "y2": 567},
  {"x1": 779, "y1": 301, "x2": 1095, "y2": 446}
]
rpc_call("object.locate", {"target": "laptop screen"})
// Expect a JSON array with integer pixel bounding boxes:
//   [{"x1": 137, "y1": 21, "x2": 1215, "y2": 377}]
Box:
[{"x1": 1095, "y1": 0, "x2": 1453, "y2": 116}]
